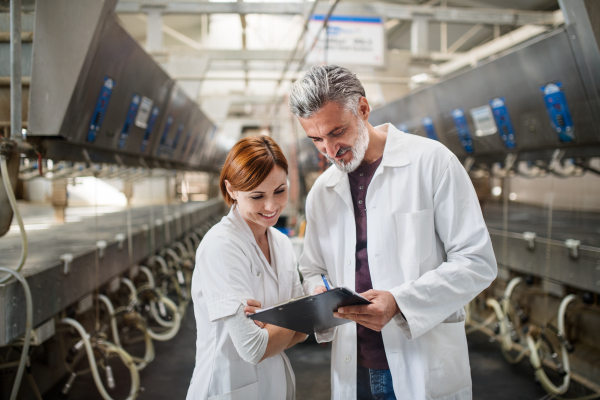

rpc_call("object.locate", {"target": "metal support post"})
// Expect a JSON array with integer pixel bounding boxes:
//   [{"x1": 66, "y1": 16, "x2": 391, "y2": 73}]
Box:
[
  {"x1": 411, "y1": 16, "x2": 429, "y2": 57},
  {"x1": 10, "y1": 0, "x2": 23, "y2": 142},
  {"x1": 147, "y1": 10, "x2": 164, "y2": 52}
]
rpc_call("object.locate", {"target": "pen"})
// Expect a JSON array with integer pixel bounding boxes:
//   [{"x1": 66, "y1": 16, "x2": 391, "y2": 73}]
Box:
[{"x1": 321, "y1": 274, "x2": 331, "y2": 291}]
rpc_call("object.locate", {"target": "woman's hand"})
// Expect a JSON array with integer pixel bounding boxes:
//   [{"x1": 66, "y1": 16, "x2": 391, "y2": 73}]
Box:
[
  {"x1": 312, "y1": 285, "x2": 328, "y2": 295},
  {"x1": 244, "y1": 299, "x2": 265, "y2": 328}
]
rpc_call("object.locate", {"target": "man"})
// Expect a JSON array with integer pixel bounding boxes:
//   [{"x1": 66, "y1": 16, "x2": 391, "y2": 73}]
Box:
[{"x1": 290, "y1": 65, "x2": 497, "y2": 400}]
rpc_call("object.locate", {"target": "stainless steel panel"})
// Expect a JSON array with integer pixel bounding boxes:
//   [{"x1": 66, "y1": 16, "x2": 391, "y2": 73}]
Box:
[
  {"x1": 0, "y1": 199, "x2": 226, "y2": 345},
  {"x1": 488, "y1": 230, "x2": 600, "y2": 294},
  {"x1": 560, "y1": 0, "x2": 600, "y2": 128},
  {"x1": 28, "y1": 0, "x2": 118, "y2": 136},
  {"x1": 370, "y1": 29, "x2": 600, "y2": 163},
  {"x1": 59, "y1": 17, "x2": 174, "y2": 155},
  {"x1": 26, "y1": 0, "x2": 223, "y2": 171},
  {"x1": 149, "y1": 85, "x2": 195, "y2": 162}
]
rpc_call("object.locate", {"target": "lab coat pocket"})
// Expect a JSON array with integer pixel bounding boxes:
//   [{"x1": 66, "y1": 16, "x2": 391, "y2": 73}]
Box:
[
  {"x1": 207, "y1": 381, "x2": 259, "y2": 400},
  {"x1": 394, "y1": 209, "x2": 434, "y2": 267},
  {"x1": 422, "y1": 321, "x2": 471, "y2": 400}
]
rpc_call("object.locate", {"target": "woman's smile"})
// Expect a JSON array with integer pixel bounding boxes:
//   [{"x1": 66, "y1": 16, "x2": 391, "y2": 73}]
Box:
[{"x1": 259, "y1": 211, "x2": 278, "y2": 219}]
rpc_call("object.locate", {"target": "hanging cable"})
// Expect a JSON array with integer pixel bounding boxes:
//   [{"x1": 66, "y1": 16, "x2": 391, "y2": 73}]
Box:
[
  {"x1": 267, "y1": 0, "x2": 341, "y2": 124},
  {"x1": 0, "y1": 155, "x2": 28, "y2": 283}
]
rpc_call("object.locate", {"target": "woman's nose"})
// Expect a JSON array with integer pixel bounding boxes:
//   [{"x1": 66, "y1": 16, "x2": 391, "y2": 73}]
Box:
[{"x1": 264, "y1": 197, "x2": 278, "y2": 211}]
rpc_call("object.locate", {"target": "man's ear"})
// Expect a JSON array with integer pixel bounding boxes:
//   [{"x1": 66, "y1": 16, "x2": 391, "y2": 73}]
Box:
[{"x1": 358, "y1": 97, "x2": 370, "y2": 121}]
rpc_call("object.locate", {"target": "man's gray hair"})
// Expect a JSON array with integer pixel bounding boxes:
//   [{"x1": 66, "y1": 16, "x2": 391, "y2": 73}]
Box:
[{"x1": 288, "y1": 65, "x2": 366, "y2": 119}]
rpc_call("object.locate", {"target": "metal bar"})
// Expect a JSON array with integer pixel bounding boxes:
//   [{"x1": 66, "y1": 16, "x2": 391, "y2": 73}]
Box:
[
  {"x1": 0, "y1": 76, "x2": 31, "y2": 86},
  {"x1": 115, "y1": 1, "x2": 558, "y2": 26},
  {"x1": 0, "y1": 32, "x2": 33, "y2": 43},
  {"x1": 295, "y1": 0, "x2": 341, "y2": 74},
  {"x1": 10, "y1": 0, "x2": 23, "y2": 141},
  {"x1": 176, "y1": 75, "x2": 414, "y2": 84},
  {"x1": 275, "y1": 0, "x2": 320, "y2": 88},
  {"x1": 447, "y1": 23, "x2": 484, "y2": 54},
  {"x1": 162, "y1": 49, "x2": 303, "y2": 61}
]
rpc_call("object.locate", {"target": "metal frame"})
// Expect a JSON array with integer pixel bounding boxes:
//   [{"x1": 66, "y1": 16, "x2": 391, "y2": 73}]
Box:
[{"x1": 115, "y1": 1, "x2": 558, "y2": 26}]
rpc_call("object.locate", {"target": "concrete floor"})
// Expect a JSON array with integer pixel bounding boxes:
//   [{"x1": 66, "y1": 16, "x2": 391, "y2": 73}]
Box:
[{"x1": 45, "y1": 303, "x2": 596, "y2": 400}]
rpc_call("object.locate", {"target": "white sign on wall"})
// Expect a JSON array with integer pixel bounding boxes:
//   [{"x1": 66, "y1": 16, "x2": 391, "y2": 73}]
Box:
[{"x1": 305, "y1": 15, "x2": 385, "y2": 67}]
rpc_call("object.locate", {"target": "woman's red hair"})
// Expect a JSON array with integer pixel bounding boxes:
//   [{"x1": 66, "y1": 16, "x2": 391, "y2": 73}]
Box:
[{"x1": 219, "y1": 135, "x2": 288, "y2": 206}]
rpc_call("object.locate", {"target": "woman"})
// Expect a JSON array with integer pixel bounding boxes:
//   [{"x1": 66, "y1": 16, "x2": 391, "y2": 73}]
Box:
[{"x1": 186, "y1": 136, "x2": 307, "y2": 400}]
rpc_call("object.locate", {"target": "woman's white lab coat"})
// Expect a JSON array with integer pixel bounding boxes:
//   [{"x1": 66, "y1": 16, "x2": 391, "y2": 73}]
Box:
[
  {"x1": 186, "y1": 205, "x2": 304, "y2": 400},
  {"x1": 299, "y1": 124, "x2": 497, "y2": 400}
]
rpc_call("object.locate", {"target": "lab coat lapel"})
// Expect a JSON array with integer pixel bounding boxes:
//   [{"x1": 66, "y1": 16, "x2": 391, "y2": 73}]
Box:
[
  {"x1": 269, "y1": 230, "x2": 290, "y2": 303},
  {"x1": 229, "y1": 205, "x2": 279, "y2": 296},
  {"x1": 327, "y1": 168, "x2": 354, "y2": 213},
  {"x1": 325, "y1": 168, "x2": 357, "y2": 290}
]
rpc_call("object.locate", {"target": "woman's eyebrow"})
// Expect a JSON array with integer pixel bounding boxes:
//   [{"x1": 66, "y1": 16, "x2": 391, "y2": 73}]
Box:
[{"x1": 250, "y1": 184, "x2": 285, "y2": 194}]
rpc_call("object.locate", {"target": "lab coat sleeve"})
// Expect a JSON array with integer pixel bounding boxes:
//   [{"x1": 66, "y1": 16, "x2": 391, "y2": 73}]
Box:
[
  {"x1": 223, "y1": 304, "x2": 269, "y2": 365},
  {"x1": 198, "y1": 234, "x2": 256, "y2": 322},
  {"x1": 390, "y1": 154, "x2": 497, "y2": 340},
  {"x1": 299, "y1": 190, "x2": 337, "y2": 343}
]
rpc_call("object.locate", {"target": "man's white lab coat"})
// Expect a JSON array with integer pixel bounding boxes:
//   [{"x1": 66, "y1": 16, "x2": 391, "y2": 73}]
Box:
[{"x1": 299, "y1": 123, "x2": 497, "y2": 400}]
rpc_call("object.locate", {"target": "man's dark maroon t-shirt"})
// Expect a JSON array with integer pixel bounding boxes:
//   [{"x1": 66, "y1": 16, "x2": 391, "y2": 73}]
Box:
[{"x1": 347, "y1": 155, "x2": 389, "y2": 370}]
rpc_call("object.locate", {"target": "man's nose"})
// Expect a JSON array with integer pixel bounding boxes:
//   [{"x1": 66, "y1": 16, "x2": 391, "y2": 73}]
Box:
[{"x1": 324, "y1": 141, "x2": 338, "y2": 158}]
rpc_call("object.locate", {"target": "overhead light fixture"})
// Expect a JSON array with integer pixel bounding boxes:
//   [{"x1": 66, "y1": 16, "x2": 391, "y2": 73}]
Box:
[{"x1": 411, "y1": 73, "x2": 429, "y2": 83}]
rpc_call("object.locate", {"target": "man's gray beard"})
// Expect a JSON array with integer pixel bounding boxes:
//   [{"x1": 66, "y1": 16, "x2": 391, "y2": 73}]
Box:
[{"x1": 321, "y1": 118, "x2": 370, "y2": 173}]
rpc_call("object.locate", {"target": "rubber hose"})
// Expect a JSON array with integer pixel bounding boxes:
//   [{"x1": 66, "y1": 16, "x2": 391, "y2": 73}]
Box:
[
  {"x1": 0, "y1": 157, "x2": 28, "y2": 284},
  {"x1": 61, "y1": 318, "x2": 139, "y2": 400}
]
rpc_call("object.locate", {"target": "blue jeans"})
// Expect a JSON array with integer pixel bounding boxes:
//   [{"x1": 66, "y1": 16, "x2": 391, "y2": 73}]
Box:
[{"x1": 357, "y1": 364, "x2": 397, "y2": 400}]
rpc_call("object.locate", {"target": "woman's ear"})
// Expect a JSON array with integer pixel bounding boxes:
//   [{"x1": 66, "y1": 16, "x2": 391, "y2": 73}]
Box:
[{"x1": 224, "y1": 180, "x2": 236, "y2": 201}]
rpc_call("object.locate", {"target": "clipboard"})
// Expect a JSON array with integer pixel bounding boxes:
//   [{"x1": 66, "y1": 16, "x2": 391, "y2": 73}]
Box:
[{"x1": 248, "y1": 287, "x2": 371, "y2": 335}]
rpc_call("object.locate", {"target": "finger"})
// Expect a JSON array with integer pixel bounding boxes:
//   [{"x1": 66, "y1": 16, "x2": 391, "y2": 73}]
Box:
[
  {"x1": 338, "y1": 304, "x2": 373, "y2": 315},
  {"x1": 335, "y1": 312, "x2": 381, "y2": 327},
  {"x1": 247, "y1": 299, "x2": 262, "y2": 308},
  {"x1": 360, "y1": 289, "x2": 377, "y2": 299},
  {"x1": 253, "y1": 320, "x2": 265, "y2": 328}
]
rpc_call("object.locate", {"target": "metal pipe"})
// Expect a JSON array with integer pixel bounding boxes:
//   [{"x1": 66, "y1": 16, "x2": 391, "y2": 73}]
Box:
[{"x1": 10, "y1": 0, "x2": 23, "y2": 142}]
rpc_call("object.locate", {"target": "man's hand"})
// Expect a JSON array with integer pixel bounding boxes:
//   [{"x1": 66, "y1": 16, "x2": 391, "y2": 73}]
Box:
[
  {"x1": 312, "y1": 286, "x2": 328, "y2": 295},
  {"x1": 334, "y1": 290, "x2": 400, "y2": 332},
  {"x1": 244, "y1": 299, "x2": 265, "y2": 328}
]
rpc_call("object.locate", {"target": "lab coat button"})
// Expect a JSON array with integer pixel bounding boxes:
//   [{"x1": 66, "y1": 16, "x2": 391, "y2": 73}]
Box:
[
  {"x1": 345, "y1": 356, "x2": 351, "y2": 362},
  {"x1": 346, "y1": 260, "x2": 351, "y2": 265}
]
